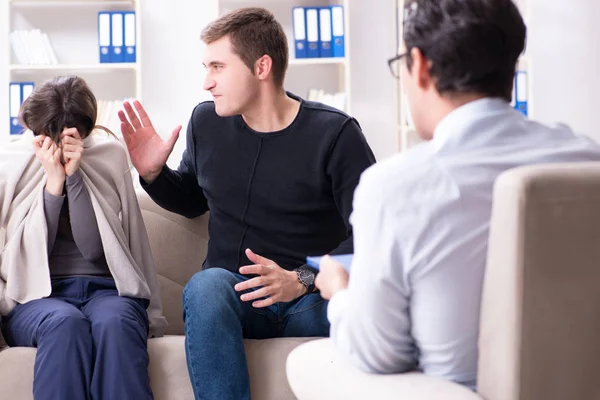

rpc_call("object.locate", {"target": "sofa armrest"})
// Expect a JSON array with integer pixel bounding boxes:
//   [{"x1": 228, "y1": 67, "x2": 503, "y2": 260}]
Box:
[{"x1": 286, "y1": 339, "x2": 482, "y2": 400}]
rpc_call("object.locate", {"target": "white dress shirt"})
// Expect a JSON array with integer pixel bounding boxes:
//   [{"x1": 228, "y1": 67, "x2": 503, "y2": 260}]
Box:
[{"x1": 327, "y1": 98, "x2": 600, "y2": 388}]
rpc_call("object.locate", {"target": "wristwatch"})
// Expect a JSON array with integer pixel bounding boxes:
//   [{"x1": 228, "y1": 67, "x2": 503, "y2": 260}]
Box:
[{"x1": 295, "y1": 265, "x2": 316, "y2": 293}]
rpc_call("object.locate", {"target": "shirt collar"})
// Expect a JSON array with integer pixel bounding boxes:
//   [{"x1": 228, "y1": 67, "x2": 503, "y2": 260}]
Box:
[{"x1": 432, "y1": 97, "x2": 510, "y2": 150}]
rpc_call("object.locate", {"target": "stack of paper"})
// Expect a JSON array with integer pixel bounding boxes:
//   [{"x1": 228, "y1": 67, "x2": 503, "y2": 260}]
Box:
[
  {"x1": 95, "y1": 99, "x2": 141, "y2": 187},
  {"x1": 10, "y1": 30, "x2": 59, "y2": 65},
  {"x1": 307, "y1": 89, "x2": 346, "y2": 112},
  {"x1": 96, "y1": 99, "x2": 134, "y2": 139}
]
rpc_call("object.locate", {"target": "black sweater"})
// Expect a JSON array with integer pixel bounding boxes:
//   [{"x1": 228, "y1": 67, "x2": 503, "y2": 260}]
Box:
[{"x1": 143, "y1": 94, "x2": 376, "y2": 272}]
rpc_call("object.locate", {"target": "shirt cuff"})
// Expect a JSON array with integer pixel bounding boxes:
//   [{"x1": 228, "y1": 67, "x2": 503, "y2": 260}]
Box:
[
  {"x1": 66, "y1": 169, "x2": 83, "y2": 186},
  {"x1": 139, "y1": 166, "x2": 168, "y2": 189},
  {"x1": 44, "y1": 188, "x2": 65, "y2": 207},
  {"x1": 327, "y1": 288, "x2": 350, "y2": 325}
]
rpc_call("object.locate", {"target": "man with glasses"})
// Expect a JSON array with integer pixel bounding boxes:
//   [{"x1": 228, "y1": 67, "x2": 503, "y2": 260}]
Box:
[
  {"x1": 305, "y1": 0, "x2": 600, "y2": 391},
  {"x1": 387, "y1": 52, "x2": 405, "y2": 79}
]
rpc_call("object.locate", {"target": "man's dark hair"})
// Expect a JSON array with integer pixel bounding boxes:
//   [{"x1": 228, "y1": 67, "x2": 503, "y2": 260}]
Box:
[
  {"x1": 403, "y1": 0, "x2": 526, "y2": 101},
  {"x1": 201, "y1": 7, "x2": 289, "y2": 87}
]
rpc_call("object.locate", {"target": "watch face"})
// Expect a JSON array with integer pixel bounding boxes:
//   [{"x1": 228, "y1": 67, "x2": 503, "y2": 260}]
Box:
[{"x1": 299, "y1": 267, "x2": 315, "y2": 286}]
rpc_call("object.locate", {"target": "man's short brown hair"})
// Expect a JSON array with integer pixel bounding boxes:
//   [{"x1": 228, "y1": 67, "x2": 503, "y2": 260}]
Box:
[{"x1": 201, "y1": 7, "x2": 289, "y2": 87}]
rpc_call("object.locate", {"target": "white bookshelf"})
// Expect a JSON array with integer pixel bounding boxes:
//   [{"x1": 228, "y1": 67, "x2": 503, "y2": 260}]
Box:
[
  {"x1": 289, "y1": 57, "x2": 347, "y2": 66},
  {"x1": 393, "y1": 0, "x2": 532, "y2": 153},
  {"x1": 0, "y1": 0, "x2": 142, "y2": 144},
  {"x1": 394, "y1": 0, "x2": 416, "y2": 153},
  {"x1": 9, "y1": 64, "x2": 140, "y2": 71},
  {"x1": 218, "y1": 0, "x2": 352, "y2": 114},
  {"x1": 8, "y1": 0, "x2": 134, "y2": 4},
  {"x1": 514, "y1": 0, "x2": 532, "y2": 120}
]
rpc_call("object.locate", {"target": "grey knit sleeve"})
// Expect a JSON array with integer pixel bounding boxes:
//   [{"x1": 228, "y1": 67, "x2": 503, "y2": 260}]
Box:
[
  {"x1": 43, "y1": 189, "x2": 64, "y2": 253},
  {"x1": 65, "y1": 170, "x2": 105, "y2": 262}
]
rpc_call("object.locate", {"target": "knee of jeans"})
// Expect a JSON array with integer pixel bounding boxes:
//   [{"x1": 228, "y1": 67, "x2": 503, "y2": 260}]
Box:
[
  {"x1": 40, "y1": 311, "x2": 90, "y2": 337},
  {"x1": 90, "y1": 312, "x2": 145, "y2": 336},
  {"x1": 183, "y1": 268, "x2": 237, "y2": 301},
  {"x1": 182, "y1": 269, "x2": 238, "y2": 317}
]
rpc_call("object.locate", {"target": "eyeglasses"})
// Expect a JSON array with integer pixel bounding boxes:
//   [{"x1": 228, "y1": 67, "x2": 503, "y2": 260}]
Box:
[{"x1": 387, "y1": 52, "x2": 407, "y2": 79}]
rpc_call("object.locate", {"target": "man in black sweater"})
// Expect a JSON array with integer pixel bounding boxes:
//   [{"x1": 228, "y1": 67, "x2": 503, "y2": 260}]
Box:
[{"x1": 119, "y1": 7, "x2": 375, "y2": 400}]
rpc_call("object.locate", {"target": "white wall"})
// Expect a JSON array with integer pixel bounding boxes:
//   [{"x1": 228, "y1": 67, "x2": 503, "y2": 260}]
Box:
[
  {"x1": 142, "y1": 0, "x2": 398, "y2": 164},
  {"x1": 141, "y1": 0, "x2": 217, "y2": 168},
  {"x1": 147, "y1": 0, "x2": 600, "y2": 163},
  {"x1": 347, "y1": 0, "x2": 398, "y2": 160},
  {"x1": 0, "y1": 0, "x2": 397, "y2": 161},
  {"x1": 0, "y1": 3, "x2": 8, "y2": 143},
  {"x1": 3, "y1": 1, "x2": 600, "y2": 158},
  {"x1": 528, "y1": 0, "x2": 600, "y2": 141}
]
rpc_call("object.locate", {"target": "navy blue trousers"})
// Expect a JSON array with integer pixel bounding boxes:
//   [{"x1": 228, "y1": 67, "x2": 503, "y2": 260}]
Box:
[{"x1": 1, "y1": 277, "x2": 152, "y2": 400}]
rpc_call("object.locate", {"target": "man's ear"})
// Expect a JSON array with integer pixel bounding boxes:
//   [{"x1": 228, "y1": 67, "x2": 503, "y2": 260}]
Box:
[
  {"x1": 409, "y1": 47, "x2": 433, "y2": 90},
  {"x1": 255, "y1": 55, "x2": 273, "y2": 81}
]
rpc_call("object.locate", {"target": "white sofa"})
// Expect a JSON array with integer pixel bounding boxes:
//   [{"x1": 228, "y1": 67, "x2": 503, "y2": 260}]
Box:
[
  {"x1": 286, "y1": 163, "x2": 600, "y2": 400},
  {"x1": 0, "y1": 190, "x2": 314, "y2": 400}
]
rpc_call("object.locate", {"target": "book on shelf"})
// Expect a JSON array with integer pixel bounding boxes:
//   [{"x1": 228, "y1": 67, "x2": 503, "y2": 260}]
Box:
[
  {"x1": 10, "y1": 29, "x2": 59, "y2": 66},
  {"x1": 96, "y1": 99, "x2": 131, "y2": 138},
  {"x1": 307, "y1": 89, "x2": 346, "y2": 113}
]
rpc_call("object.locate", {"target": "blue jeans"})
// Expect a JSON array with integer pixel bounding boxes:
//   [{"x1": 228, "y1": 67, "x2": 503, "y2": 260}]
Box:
[
  {"x1": 0, "y1": 277, "x2": 152, "y2": 400},
  {"x1": 183, "y1": 268, "x2": 330, "y2": 400}
]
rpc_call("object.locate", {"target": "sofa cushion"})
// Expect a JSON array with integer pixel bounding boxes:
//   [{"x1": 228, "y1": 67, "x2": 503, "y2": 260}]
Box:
[
  {"x1": 148, "y1": 336, "x2": 194, "y2": 400},
  {"x1": 137, "y1": 190, "x2": 210, "y2": 335},
  {"x1": 287, "y1": 339, "x2": 482, "y2": 400},
  {"x1": 0, "y1": 336, "x2": 316, "y2": 400},
  {"x1": 246, "y1": 337, "x2": 317, "y2": 400},
  {"x1": 0, "y1": 347, "x2": 35, "y2": 400}
]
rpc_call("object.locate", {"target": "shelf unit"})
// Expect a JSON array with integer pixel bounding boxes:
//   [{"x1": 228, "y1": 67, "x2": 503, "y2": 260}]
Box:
[
  {"x1": 393, "y1": 0, "x2": 532, "y2": 153},
  {"x1": 9, "y1": 64, "x2": 140, "y2": 72},
  {"x1": 393, "y1": 0, "x2": 417, "y2": 152},
  {"x1": 288, "y1": 57, "x2": 347, "y2": 66},
  {"x1": 8, "y1": 0, "x2": 132, "y2": 4},
  {"x1": 217, "y1": 0, "x2": 351, "y2": 114},
  {"x1": 1, "y1": 0, "x2": 142, "y2": 144},
  {"x1": 514, "y1": 0, "x2": 532, "y2": 120}
]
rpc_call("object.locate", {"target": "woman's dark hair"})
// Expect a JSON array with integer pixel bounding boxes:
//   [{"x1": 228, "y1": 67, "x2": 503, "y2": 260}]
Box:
[{"x1": 19, "y1": 75, "x2": 115, "y2": 143}]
